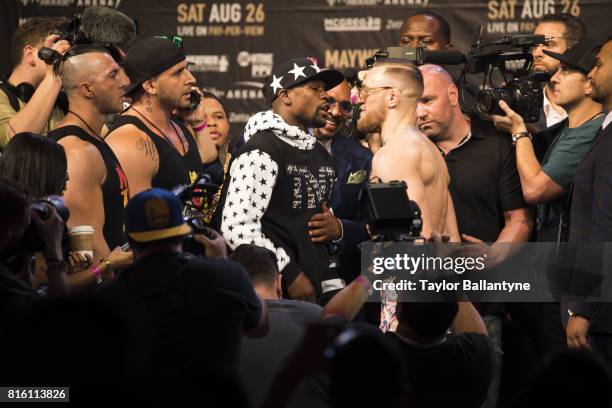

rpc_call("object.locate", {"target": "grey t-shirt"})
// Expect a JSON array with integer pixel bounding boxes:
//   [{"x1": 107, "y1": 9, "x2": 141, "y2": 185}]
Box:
[
  {"x1": 239, "y1": 299, "x2": 331, "y2": 408},
  {"x1": 538, "y1": 115, "x2": 604, "y2": 241}
]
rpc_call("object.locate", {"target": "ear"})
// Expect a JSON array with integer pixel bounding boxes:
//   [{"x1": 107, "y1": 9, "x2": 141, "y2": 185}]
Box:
[
  {"x1": 448, "y1": 83, "x2": 459, "y2": 106},
  {"x1": 142, "y1": 78, "x2": 157, "y2": 95},
  {"x1": 585, "y1": 77, "x2": 593, "y2": 97},
  {"x1": 278, "y1": 89, "x2": 291, "y2": 106},
  {"x1": 387, "y1": 88, "x2": 401, "y2": 108},
  {"x1": 79, "y1": 82, "x2": 95, "y2": 99},
  {"x1": 276, "y1": 273, "x2": 283, "y2": 299},
  {"x1": 23, "y1": 45, "x2": 37, "y2": 66}
]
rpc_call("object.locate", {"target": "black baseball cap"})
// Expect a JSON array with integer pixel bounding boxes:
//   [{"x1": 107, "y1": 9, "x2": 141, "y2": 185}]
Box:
[
  {"x1": 123, "y1": 37, "x2": 186, "y2": 95},
  {"x1": 543, "y1": 38, "x2": 598, "y2": 75},
  {"x1": 263, "y1": 57, "x2": 344, "y2": 103}
]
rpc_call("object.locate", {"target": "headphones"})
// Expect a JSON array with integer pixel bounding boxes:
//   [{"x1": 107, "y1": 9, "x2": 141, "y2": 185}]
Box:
[{"x1": 0, "y1": 78, "x2": 68, "y2": 114}]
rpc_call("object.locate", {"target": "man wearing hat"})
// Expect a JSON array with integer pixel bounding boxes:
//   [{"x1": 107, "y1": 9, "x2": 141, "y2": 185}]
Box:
[
  {"x1": 106, "y1": 37, "x2": 216, "y2": 195},
  {"x1": 105, "y1": 188, "x2": 268, "y2": 380},
  {"x1": 221, "y1": 57, "x2": 344, "y2": 303},
  {"x1": 492, "y1": 38, "x2": 604, "y2": 357}
]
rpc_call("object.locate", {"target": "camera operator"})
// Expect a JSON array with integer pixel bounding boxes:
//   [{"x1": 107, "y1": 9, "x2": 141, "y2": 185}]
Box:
[
  {"x1": 220, "y1": 58, "x2": 342, "y2": 303},
  {"x1": 0, "y1": 177, "x2": 69, "y2": 323},
  {"x1": 0, "y1": 18, "x2": 71, "y2": 148},
  {"x1": 101, "y1": 188, "x2": 268, "y2": 381},
  {"x1": 48, "y1": 45, "x2": 133, "y2": 281},
  {"x1": 562, "y1": 36, "x2": 612, "y2": 363},
  {"x1": 531, "y1": 13, "x2": 587, "y2": 131},
  {"x1": 491, "y1": 39, "x2": 603, "y2": 364},
  {"x1": 106, "y1": 37, "x2": 216, "y2": 195}
]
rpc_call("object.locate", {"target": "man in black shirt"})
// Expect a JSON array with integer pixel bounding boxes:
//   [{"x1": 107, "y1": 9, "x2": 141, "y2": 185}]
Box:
[
  {"x1": 388, "y1": 300, "x2": 494, "y2": 408},
  {"x1": 106, "y1": 37, "x2": 216, "y2": 195},
  {"x1": 221, "y1": 57, "x2": 343, "y2": 302},
  {"x1": 102, "y1": 188, "x2": 268, "y2": 381},
  {"x1": 48, "y1": 45, "x2": 133, "y2": 278},
  {"x1": 416, "y1": 64, "x2": 532, "y2": 407}
]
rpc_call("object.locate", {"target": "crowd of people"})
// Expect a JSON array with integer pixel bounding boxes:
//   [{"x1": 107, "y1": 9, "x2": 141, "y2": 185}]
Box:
[{"x1": 1, "y1": 5, "x2": 612, "y2": 407}]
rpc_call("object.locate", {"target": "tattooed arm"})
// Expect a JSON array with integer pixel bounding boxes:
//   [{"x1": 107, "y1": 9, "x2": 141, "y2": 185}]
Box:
[{"x1": 106, "y1": 124, "x2": 159, "y2": 195}]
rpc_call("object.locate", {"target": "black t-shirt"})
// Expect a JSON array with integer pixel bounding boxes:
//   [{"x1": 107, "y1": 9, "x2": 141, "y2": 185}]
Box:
[
  {"x1": 444, "y1": 119, "x2": 526, "y2": 242},
  {"x1": 386, "y1": 332, "x2": 495, "y2": 408},
  {"x1": 100, "y1": 253, "x2": 262, "y2": 380},
  {"x1": 240, "y1": 300, "x2": 330, "y2": 408},
  {"x1": 48, "y1": 125, "x2": 129, "y2": 249}
]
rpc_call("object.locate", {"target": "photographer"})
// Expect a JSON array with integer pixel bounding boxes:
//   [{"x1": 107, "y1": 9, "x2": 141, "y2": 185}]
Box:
[
  {"x1": 102, "y1": 188, "x2": 268, "y2": 381},
  {"x1": 0, "y1": 18, "x2": 71, "y2": 148},
  {"x1": 0, "y1": 177, "x2": 69, "y2": 323}
]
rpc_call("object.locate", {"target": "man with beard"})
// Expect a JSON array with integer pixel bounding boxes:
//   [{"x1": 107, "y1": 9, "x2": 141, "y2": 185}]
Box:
[
  {"x1": 357, "y1": 60, "x2": 459, "y2": 332},
  {"x1": 48, "y1": 45, "x2": 134, "y2": 285},
  {"x1": 106, "y1": 37, "x2": 216, "y2": 195},
  {"x1": 310, "y1": 79, "x2": 372, "y2": 285},
  {"x1": 357, "y1": 60, "x2": 459, "y2": 241},
  {"x1": 221, "y1": 58, "x2": 343, "y2": 302},
  {"x1": 531, "y1": 13, "x2": 586, "y2": 131}
]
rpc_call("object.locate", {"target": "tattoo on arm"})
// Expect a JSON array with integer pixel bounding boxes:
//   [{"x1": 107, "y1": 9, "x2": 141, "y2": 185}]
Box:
[{"x1": 136, "y1": 137, "x2": 159, "y2": 162}]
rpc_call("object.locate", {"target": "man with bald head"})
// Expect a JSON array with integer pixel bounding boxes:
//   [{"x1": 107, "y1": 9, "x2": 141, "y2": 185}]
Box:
[
  {"x1": 416, "y1": 63, "x2": 532, "y2": 408},
  {"x1": 399, "y1": 11, "x2": 452, "y2": 50},
  {"x1": 358, "y1": 60, "x2": 459, "y2": 241},
  {"x1": 310, "y1": 80, "x2": 372, "y2": 285},
  {"x1": 48, "y1": 45, "x2": 133, "y2": 278}
]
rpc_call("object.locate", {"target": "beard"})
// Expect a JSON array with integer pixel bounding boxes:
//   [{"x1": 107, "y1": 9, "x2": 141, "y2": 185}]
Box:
[{"x1": 357, "y1": 112, "x2": 381, "y2": 134}]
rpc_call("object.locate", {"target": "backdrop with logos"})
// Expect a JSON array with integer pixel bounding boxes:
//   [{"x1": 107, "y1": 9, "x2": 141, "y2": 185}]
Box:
[{"x1": 1, "y1": 0, "x2": 610, "y2": 138}]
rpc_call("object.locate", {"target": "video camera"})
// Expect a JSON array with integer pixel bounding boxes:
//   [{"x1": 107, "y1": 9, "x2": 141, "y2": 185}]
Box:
[
  {"x1": 359, "y1": 181, "x2": 423, "y2": 242},
  {"x1": 365, "y1": 26, "x2": 549, "y2": 122}
]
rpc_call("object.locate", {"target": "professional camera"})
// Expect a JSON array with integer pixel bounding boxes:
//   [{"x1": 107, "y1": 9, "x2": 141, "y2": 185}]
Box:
[
  {"x1": 17, "y1": 195, "x2": 70, "y2": 253},
  {"x1": 359, "y1": 181, "x2": 423, "y2": 242},
  {"x1": 172, "y1": 173, "x2": 220, "y2": 255},
  {"x1": 365, "y1": 27, "x2": 549, "y2": 122}
]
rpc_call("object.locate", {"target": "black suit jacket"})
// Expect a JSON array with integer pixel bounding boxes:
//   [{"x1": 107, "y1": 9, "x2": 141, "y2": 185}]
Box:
[
  {"x1": 329, "y1": 135, "x2": 373, "y2": 282},
  {"x1": 565, "y1": 121, "x2": 612, "y2": 333}
]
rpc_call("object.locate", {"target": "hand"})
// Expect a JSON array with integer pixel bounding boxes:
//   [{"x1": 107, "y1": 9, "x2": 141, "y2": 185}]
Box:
[
  {"x1": 31, "y1": 205, "x2": 65, "y2": 261},
  {"x1": 42, "y1": 34, "x2": 70, "y2": 74},
  {"x1": 567, "y1": 315, "x2": 591, "y2": 350},
  {"x1": 108, "y1": 246, "x2": 134, "y2": 271},
  {"x1": 193, "y1": 228, "x2": 228, "y2": 258},
  {"x1": 67, "y1": 251, "x2": 92, "y2": 274},
  {"x1": 287, "y1": 272, "x2": 316, "y2": 302},
  {"x1": 451, "y1": 234, "x2": 493, "y2": 261},
  {"x1": 490, "y1": 100, "x2": 528, "y2": 135},
  {"x1": 427, "y1": 230, "x2": 453, "y2": 258},
  {"x1": 308, "y1": 203, "x2": 342, "y2": 243}
]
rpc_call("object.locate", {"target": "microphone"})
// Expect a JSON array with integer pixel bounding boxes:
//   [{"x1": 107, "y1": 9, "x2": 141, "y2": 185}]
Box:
[{"x1": 419, "y1": 49, "x2": 466, "y2": 65}]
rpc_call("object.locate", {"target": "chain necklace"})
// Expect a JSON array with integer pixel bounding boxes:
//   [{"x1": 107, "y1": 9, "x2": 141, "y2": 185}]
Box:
[
  {"x1": 68, "y1": 110, "x2": 101, "y2": 139},
  {"x1": 129, "y1": 106, "x2": 188, "y2": 156}
]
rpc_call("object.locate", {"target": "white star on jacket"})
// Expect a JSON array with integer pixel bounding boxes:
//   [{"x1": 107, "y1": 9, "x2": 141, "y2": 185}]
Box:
[
  {"x1": 270, "y1": 74, "x2": 284, "y2": 94},
  {"x1": 288, "y1": 63, "x2": 307, "y2": 80},
  {"x1": 221, "y1": 111, "x2": 317, "y2": 272}
]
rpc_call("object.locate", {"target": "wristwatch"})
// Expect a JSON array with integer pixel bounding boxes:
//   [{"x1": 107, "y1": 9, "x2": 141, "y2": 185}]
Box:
[{"x1": 512, "y1": 131, "x2": 532, "y2": 146}]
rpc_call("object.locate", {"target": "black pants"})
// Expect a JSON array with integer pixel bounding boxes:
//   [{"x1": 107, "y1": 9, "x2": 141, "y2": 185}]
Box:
[{"x1": 508, "y1": 302, "x2": 566, "y2": 359}]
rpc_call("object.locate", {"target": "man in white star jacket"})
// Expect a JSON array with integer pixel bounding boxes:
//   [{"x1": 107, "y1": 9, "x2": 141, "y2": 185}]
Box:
[{"x1": 221, "y1": 57, "x2": 344, "y2": 302}]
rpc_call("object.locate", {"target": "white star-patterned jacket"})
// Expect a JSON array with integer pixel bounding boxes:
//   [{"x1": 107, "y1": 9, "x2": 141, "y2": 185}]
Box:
[{"x1": 220, "y1": 111, "x2": 337, "y2": 293}]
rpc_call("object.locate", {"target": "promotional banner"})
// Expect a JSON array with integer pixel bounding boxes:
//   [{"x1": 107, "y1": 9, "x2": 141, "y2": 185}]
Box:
[{"x1": 2, "y1": 0, "x2": 610, "y2": 139}]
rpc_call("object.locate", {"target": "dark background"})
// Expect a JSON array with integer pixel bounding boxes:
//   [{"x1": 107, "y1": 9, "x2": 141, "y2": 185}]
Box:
[{"x1": 1, "y1": 0, "x2": 610, "y2": 138}]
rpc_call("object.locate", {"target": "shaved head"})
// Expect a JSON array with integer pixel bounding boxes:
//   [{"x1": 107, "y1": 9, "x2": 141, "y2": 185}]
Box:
[
  {"x1": 419, "y1": 64, "x2": 454, "y2": 87},
  {"x1": 416, "y1": 64, "x2": 460, "y2": 141},
  {"x1": 59, "y1": 52, "x2": 113, "y2": 92},
  {"x1": 368, "y1": 59, "x2": 424, "y2": 99}
]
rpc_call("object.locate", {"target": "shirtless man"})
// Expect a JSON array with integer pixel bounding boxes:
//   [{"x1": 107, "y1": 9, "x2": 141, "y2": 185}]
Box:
[
  {"x1": 106, "y1": 37, "x2": 216, "y2": 195},
  {"x1": 357, "y1": 60, "x2": 459, "y2": 241},
  {"x1": 48, "y1": 45, "x2": 133, "y2": 289}
]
